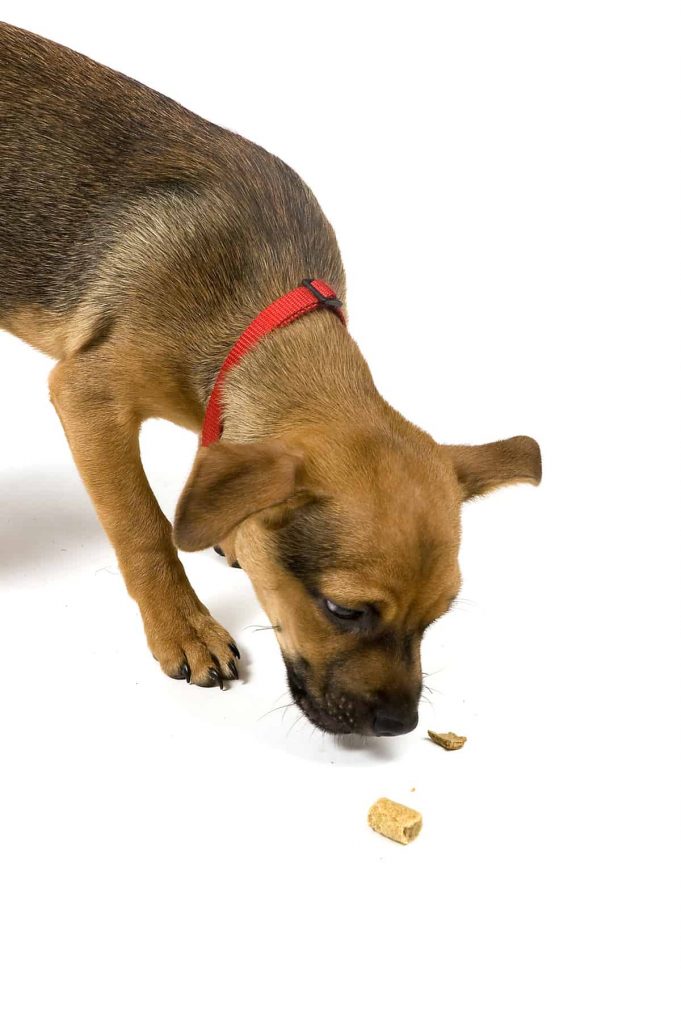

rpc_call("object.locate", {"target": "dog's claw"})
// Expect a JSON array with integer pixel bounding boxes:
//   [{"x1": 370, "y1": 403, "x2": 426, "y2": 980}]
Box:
[
  {"x1": 213, "y1": 545, "x2": 225, "y2": 557},
  {"x1": 229, "y1": 641, "x2": 241, "y2": 660},
  {"x1": 228, "y1": 658, "x2": 239, "y2": 680},
  {"x1": 152, "y1": 610, "x2": 239, "y2": 690},
  {"x1": 208, "y1": 666, "x2": 220, "y2": 684}
]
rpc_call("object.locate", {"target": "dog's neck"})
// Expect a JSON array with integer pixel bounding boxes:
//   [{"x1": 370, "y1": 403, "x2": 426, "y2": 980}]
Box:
[{"x1": 214, "y1": 310, "x2": 387, "y2": 448}]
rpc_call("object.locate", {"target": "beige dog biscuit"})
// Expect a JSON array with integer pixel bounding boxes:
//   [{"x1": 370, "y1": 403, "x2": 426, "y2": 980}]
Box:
[
  {"x1": 428, "y1": 730, "x2": 467, "y2": 750},
  {"x1": 368, "y1": 798, "x2": 422, "y2": 844}
]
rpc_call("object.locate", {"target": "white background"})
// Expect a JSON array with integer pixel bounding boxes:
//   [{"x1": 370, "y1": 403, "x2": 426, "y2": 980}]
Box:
[{"x1": 1, "y1": 2, "x2": 680, "y2": 1021}]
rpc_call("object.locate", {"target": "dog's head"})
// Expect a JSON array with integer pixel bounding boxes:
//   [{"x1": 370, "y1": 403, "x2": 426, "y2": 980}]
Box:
[{"x1": 174, "y1": 425, "x2": 540, "y2": 735}]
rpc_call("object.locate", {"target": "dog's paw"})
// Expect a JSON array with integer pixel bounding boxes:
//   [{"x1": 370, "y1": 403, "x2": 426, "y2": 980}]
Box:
[{"x1": 143, "y1": 604, "x2": 241, "y2": 689}]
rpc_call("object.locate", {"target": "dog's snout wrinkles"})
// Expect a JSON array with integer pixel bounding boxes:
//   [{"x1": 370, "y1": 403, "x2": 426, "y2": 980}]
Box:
[{"x1": 372, "y1": 707, "x2": 419, "y2": 737}]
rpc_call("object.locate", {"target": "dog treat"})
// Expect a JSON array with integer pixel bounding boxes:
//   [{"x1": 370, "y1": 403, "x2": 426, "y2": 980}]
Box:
[
  {"x1": 368, "y1": 798, "x2": 422, "y2": 845},
  {"x1": 428, "y1": 730, "x2": 467, "y2": 750}
]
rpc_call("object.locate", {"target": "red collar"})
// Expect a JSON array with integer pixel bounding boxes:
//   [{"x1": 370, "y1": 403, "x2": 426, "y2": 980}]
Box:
[{"x1": 201, "y1": 278, "x2": 346, "y2": 446}]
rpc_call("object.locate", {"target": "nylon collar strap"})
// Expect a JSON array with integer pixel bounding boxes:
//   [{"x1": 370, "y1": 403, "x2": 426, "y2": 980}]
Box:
[{"x1": 201, "y1": 278, "x2": 345, "y2": 447}]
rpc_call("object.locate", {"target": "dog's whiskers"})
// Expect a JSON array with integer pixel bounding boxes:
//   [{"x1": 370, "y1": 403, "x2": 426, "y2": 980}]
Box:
[
  {"x1": 421, "y1": 671, "x2": 443, "y2": 695},
  {"x1": 286, "y1": 712, "x2": 306, "y2": 739},
  {"x1": 257, "y1": 701, "x2": 296, "y2": 722}
]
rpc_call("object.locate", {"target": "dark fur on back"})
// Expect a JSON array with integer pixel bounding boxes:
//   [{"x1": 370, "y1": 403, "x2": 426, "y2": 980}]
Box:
[{"x1": 0, "y1": 22, "x2": 344, "y2": 332}]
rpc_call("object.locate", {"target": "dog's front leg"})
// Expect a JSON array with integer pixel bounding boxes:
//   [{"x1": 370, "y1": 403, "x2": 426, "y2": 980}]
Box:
[{"x1": 49, "y1": 355, "x2": 239, "y2": 687}]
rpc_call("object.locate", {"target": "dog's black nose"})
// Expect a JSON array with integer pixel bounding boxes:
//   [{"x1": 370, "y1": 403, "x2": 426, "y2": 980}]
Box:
[{"x1": 372, "y1": 708, "x2": 419, "y2": 737}]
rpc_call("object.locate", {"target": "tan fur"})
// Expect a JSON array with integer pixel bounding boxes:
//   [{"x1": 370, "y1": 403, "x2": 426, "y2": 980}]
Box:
[{"x1": 1, "y1": 25, "x2": 540, "y2": 729}]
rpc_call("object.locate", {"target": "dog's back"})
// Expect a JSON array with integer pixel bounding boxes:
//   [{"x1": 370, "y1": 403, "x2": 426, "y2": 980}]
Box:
[{"x1": 0, "y1": 22, "x2": 343, "y2": 334}]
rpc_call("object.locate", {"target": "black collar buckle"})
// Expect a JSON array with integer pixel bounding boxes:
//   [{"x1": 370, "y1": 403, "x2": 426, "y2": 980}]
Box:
[{"x1": 301, "y1": 278, "x2": 343, "y2": 309}]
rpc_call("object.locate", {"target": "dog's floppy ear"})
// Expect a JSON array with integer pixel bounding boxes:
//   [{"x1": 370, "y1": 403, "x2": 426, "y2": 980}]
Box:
[
  {"x1": 444, "y1": 435, "x2": 542, "y2": 501},
  {"x1": 174, "y1": 440, "x2": 304, "y2": 551}
]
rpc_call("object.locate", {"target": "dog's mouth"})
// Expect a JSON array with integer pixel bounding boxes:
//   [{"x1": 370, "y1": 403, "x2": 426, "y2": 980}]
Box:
[{"x1": 284, "y1": 657, "x2": 356, "y2": 735}]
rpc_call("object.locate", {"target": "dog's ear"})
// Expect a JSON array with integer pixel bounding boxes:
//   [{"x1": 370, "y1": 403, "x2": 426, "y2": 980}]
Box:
[
  {"x1": 174, "y1": 441, "x2": 305, "y2": 551},
  {"x1": 444, "y1": 435, "x2": 542, "y2": 500}
]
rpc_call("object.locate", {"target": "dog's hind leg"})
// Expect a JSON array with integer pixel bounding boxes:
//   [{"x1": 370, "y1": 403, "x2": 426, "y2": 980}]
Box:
[{"x1": 48, "y1": 351, "x2": 240, "y2": 688}]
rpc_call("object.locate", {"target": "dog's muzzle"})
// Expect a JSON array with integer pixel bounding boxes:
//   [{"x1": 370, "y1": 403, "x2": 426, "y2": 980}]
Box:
[{"x1": 283, "y1": 657, "x2": 419, "y2": 737}]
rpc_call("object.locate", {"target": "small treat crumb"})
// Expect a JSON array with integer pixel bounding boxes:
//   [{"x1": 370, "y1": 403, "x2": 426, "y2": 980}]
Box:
[
  {"x1": 368, "y1": 798, "x2": 422, "y2": 845},
  {"x1": 410, "y1": 786, "x2": 416, "y2": 792},
  {"x1": 428, "y1": 730, "x2": 467, "y2": 751}
]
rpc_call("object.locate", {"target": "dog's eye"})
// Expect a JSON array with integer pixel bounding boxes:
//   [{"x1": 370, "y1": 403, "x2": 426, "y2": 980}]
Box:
[{"x1": 324, "y1": 598, "x2": 365, "y2": 621}]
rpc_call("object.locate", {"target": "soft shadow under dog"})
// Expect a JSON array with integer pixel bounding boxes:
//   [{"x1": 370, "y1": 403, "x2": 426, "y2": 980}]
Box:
[{"x1": 0, "y1": 466, "x2": 106, "y2": 578}]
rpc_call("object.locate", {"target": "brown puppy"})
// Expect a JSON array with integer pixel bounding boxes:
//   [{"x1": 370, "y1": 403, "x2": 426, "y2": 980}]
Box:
[{"x1": 0, "y1": 24, "x2": 541, "y2": 736}]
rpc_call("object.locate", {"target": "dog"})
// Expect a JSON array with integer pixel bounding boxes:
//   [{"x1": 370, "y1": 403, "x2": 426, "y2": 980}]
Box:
[{"x1": 0, "y1": 23, "x2": 541, "y2": 737}]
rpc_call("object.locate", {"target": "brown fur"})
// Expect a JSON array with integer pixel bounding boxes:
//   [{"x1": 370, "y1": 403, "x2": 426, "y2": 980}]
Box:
[{"x1": 1, "y1": 24, "x2": 541, "y2": 732}]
